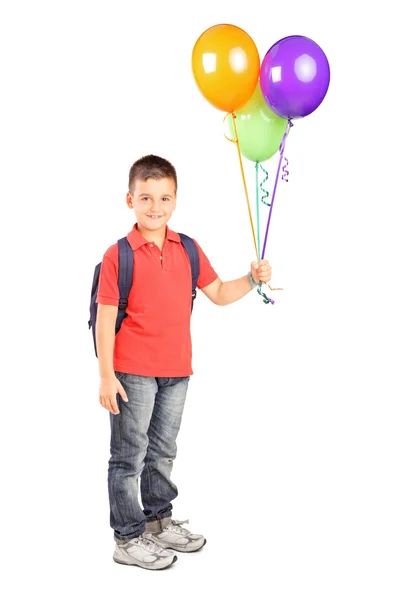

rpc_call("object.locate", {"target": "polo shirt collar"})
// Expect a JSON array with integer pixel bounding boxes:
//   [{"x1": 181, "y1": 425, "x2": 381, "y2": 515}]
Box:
[{"x1": 127, "y1": 223, "x2": 180, "y2": 250}]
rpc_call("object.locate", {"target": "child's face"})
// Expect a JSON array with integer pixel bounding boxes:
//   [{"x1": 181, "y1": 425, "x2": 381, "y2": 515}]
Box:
[{"x1": 127, "y1": 177, "x2": 176, "y2": 233}]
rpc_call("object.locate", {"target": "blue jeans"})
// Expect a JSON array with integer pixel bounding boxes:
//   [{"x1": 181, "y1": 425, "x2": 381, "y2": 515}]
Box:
[{"x1": 108, "y1": 373, "x2": 190, "y2": 542}]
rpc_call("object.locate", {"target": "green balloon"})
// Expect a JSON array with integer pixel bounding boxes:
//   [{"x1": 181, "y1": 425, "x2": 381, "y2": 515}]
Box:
[{"x1": 227, "y1": 83, "x2": 287, "y2": 162}]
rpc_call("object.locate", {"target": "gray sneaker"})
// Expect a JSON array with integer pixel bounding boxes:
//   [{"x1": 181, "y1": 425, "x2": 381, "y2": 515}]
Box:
[
  {"x1": 113, "y1": 533, "x2": 177, "y2": 570},
  {"x1": 146, "y1": 519, "x2": 206, "y2": 553}
]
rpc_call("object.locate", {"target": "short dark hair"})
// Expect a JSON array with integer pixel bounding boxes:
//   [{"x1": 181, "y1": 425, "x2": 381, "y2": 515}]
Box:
[{"x1": 128, "y1": 154, "x2": 177, "y2": 193}]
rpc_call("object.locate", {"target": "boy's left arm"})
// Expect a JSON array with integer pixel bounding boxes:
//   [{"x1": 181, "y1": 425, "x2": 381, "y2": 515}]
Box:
[{"x1": 201, "y1": 260, "x2": 271, "y2": 306}]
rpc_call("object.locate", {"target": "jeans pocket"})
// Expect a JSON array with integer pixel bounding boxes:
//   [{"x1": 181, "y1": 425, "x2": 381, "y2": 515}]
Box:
[
  {"x1": 170, "y1": 376, "x2": 190, "y2": 388},
  {"x1": 114, "y1": 371, "x2": 125, "y2": 381}
]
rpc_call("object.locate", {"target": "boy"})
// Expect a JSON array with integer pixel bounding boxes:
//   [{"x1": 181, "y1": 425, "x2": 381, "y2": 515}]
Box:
[{"x1": 96, "y1": 155, "x2": 271, "y2": 570}]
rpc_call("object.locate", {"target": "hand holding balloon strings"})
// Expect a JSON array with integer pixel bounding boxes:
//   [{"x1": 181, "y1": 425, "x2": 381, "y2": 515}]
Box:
[
  {"x1": 226, "y1": 117, "x2": 275, "y2": 306},
  {"x1": 224, "y1": 80, "x2": 289, "y2": 304}
]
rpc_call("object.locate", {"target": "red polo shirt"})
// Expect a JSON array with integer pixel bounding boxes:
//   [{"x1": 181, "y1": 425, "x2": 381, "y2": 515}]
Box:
[{"x1": 96, "y1": 224, "x2": 218, "y2": 376}]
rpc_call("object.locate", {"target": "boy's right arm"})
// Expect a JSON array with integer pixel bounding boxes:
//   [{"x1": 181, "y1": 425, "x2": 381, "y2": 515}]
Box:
[{"x1": 96, "y1": 304, "x2": 128, "y2": 415}]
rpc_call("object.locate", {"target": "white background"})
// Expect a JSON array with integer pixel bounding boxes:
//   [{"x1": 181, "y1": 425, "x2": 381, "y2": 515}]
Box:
[{"x1": 1, "y1": 0, "x2": 399, "y2": 598}]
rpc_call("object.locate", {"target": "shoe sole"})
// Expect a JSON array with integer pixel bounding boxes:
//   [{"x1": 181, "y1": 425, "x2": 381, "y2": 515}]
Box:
[
  {"x1": 113, "y1": 554, "x2": 177, "y2": 570},
  {"x1": 157, "y1": 538, "x2": 207, "y2": 553}
]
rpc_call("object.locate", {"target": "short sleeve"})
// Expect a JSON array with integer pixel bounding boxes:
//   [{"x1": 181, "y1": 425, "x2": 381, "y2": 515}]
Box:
[
  {"x1": 96, "y1": 244, "x2": 119, "y2": 306},
  {"x1": 193, "y1": 240, "x2": 219, "y2": 289}
]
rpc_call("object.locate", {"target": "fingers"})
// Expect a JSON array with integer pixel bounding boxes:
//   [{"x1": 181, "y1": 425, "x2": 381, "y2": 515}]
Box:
[
  {"x1": 99, "y1": 394, "x2": 120, "y2": 415},
  {"x1": 117, "y1": 382, "x2": 129, "y2": 403},
  {"x1": 256, "y1": 260, "x2": 272, "y2": 283},
  {"x1": 109, "y1": 396, "x2": 120, "y2": 415}
]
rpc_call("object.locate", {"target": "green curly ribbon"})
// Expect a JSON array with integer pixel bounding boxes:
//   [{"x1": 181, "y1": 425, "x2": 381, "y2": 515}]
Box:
[{"x1": 259, "y1": 162, "x2": 270, "y2": 207}]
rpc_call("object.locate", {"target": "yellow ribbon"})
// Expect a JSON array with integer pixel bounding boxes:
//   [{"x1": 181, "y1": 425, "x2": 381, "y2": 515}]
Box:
[{"x1": 223, "y1": 112, "x2": 258, "y2": 258}]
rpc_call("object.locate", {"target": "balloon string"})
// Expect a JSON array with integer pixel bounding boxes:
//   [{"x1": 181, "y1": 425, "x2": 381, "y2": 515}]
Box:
[
  {"x1": 259, "y1": 162, "x2": 270, "y2": 206},
  {"x1": 231, "y1": 113, "x2": 258, "y2": 259},
  {"x1": 282, "y1": 157, "x2": 289, "y2": 182},
  {"x1": 260, "y1": 119, "x2": 293, "y2": 260}
]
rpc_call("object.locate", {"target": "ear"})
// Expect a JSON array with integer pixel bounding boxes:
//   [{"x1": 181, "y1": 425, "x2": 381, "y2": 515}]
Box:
[{"x1": 126, "y1": 192, "x2": 133, "y2": 209}]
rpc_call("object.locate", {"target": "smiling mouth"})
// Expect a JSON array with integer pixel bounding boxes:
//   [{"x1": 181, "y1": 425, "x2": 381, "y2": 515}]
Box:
[{"x1": 147, "y1": 215, "x2": 162, "y2": 219}]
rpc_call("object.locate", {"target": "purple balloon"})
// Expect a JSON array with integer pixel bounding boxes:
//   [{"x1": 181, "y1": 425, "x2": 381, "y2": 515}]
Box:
[{"x1": 260, "y1": 35, "x2": 330, "y2": 119}]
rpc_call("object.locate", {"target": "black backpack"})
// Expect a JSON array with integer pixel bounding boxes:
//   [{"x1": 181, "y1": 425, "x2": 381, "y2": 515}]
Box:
[{"x1": 89, "y1": 234, "x2": 200, "y2": 357}]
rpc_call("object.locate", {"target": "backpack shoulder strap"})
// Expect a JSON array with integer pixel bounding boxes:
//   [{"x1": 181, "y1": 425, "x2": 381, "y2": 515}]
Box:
[
  {"x1": 117, "y1": 237, "x2": 134, "y2": 309},
  {"x1": 178, "y1": 233, "x2": 200, "y2": 310}
]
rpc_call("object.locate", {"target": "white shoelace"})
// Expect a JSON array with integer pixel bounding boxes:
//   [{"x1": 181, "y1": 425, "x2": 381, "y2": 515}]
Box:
[{"x1": 167, "y1": 519, "x2": 190, "y2": 535}]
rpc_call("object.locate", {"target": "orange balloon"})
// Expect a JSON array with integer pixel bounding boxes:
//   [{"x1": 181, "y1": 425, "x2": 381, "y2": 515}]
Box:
[{"x1": 192, "y1": 24, "x2": 260, "y2": 113}]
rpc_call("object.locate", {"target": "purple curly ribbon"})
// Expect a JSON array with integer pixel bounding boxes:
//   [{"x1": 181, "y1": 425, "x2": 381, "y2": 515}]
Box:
[
  {"x1": 261, "y1": 119, "x2": 293, "y2": 260},
  {"x1": 282, "y1": 157, "x2": 289, "y2": 182}
]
